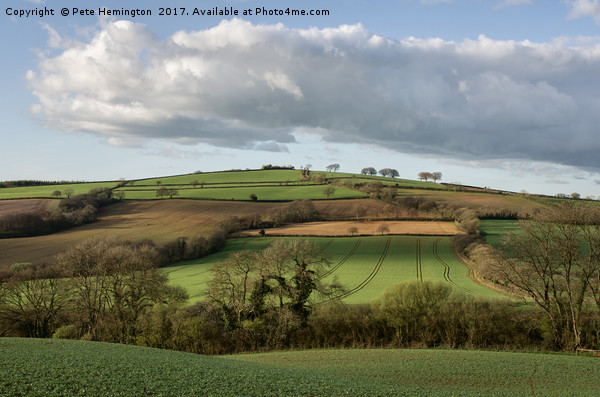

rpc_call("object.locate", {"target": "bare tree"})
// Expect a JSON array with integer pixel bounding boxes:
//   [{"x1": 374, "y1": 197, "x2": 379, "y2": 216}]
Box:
[
  {"x1": 51, "y1": 190, "x2": 61, "y2": 198},
  {"x1": 488, "y1": 203, "x2": 600, "y2": 349},
  {"x1": 361, "y1": 167, "x2": 377, "y2": 176},
  {"x1": 348, "y1": 226, "x2": 359, "y2": 236},
  {"x1": 326, "y1": 163, "x2": 340, "y2": 172},
  {"x1": 376, "y1": 223, "x2": 390, "y2": 235},
  {"x1": 190, "y1": 180, "x2": 200, "y2": 188},
  {"x1": 431, "y1": 172, "x2": 442, "y2": 183},
  {"x1": 64, "y1": 188, "x2": 75, "y2": 198},
  {"x1": 379, "y1": 168, "x2": 399, "y2": 178},
  {"x1": 323, "y1": 186, "x2": 336, "y2": 198},
  {"x1": 418, "y1": 172, "x2": 433, "y2": 181}
]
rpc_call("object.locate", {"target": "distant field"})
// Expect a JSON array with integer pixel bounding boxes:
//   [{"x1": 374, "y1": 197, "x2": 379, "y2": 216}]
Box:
[
  {"x1": 0, "y1": 198, "x2": 415, "y2": 269},
  {"x1": 3, "y1": 338, "x2": 599, "y2": 396},
  {"x1": 479, "y1": 220, "x2": 520, "y2": 247},
  {"x1": 166, "y1": 236, "x2": 504, "y2": 303},
  {"x1": 238, "y1": 220, "x2": 462, "y2": 236},
  {"x1": 0, "y1": 182, "x2": 119, "y2": 199},
  {"x1": 0, "y1": 200, "x2": 289, "y2": 269},
  {"x1": 0, "y1": 199, "x2": 54, "y2": 217},
  {"x1": 117, "y1": 184, "x2": 367, "y2": 201}
]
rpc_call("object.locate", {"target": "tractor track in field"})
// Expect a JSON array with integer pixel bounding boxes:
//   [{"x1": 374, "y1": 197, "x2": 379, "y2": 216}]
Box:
[
  {"x1": 433, "y1": 240, "x2": 452, "y2": 283},
  {"x1": 416, "y1": 239, "x2": 423, "y2": 282},
  {"x1": 326, "y1": 237, "x2": 391, "y2": 302},
  {"x1": 316, "y1": 239, "x2": 333, "y2": 256},
  {"x1": 432, "y1": 239, "x2": 471, "y2": 293},
  {"x1": 319, "y1": 239, "x2": 362, "y2": 280}
]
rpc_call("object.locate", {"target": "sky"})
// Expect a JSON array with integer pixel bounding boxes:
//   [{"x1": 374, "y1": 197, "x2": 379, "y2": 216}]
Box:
[{"x1": 2, "y1": 0, "x2": 600, "y2": 197}]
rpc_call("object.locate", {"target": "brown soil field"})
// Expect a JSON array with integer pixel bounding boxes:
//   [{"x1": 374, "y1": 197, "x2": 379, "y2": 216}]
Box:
[
  {"x1": 238, "y1": 221, "x2": 463, "y2": 237},
  {"x1": 395, "y1": 189, "x2": 542, "y2": 215},
  {"x1": 0, "y1": 199, "x2": 54, "y2": 217},
  {"x1": 0, "y1": 200, "x2": 287, "y2": 268}
]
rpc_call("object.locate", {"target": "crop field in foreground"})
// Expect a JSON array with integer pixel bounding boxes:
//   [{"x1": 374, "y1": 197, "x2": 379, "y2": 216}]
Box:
[
  {"x1": 166, "y1": 236, "x2": 505, "y2": 303},
  {"x1": 2, "y1": 338, "x2": 599, "y2": 396}
]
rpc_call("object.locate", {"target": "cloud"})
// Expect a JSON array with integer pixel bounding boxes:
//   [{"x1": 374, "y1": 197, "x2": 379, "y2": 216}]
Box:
[
  {"x1": 28, "y1": 19, "x2": 600, "y2": 172},
  {"x1": 567, "y1": 0, "x2": 600, "y2": 24},
  {"x1": 494, "y1": 0, "x2": 534, "y2": 10}
]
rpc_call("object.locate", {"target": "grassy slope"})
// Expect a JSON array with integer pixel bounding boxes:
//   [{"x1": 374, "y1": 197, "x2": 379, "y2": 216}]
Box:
[
  {"x1": 167, "y1": 236, "x2": 505, "y2": 303},
  {"x1": 119, "y1": 184, "x2": 366, "y2": 200},
  {"x1": 479, "y1": 219, "x2": 520, "y2": 248},
  {"x1": 0, "y1": 182, "x2": 119, "y2": 199},
  {"x1": 2, "y1": 338, "x2": 599, "y2": 396}
]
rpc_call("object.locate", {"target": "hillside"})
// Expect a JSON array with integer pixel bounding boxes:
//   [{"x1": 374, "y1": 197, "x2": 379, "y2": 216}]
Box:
[{"x1": 2, "y1": 338, "x2": 599, "y2": 396}]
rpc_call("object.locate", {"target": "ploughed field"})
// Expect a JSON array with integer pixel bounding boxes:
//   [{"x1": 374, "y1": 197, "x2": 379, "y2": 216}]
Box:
[
  {"x1": 167, "y1": 236, "x2": 504, "y2": 303},
  {"x1": 2, "y1": 338, "x2": 599, "y2": 396}
]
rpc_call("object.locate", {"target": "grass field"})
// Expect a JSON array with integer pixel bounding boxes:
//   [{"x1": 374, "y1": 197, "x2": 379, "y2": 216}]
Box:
[
  {"x1": 117, "y1": 184, "x2": 367, "y2": 201},
  {"x1": 0, "y1": 182, "x2": 119, "y2": 199},
  {"x1": 2, "y1": 338, "x2": 599, "y2": 396},
  {"x1": 166, "y1": 236, "x2": 505, "y2": 303},
  {"x1": 479, "y1": 219, "x2": 520, "y2": 247}
]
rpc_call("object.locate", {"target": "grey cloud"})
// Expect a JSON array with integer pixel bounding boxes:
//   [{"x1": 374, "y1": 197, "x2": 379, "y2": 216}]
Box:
[{"x1": 28, "y1": 19, "x2": 600, "y2": 171}]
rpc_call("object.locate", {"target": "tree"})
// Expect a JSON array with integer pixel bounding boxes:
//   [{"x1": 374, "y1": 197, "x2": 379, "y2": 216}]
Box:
[
  {"x1": 56, "y1": 237, "x2": 187, "y2": 341},
  {"x1": 348, "y1": 226, "x2": 359, "y2": 236},
  {"x1": 361, "y1": 167, "x2": 377, "y2": 176},
  {"x1": 190, "y1": 180, "x2": 200, "y2": 188},
  {"x1": 431, "y1": 172, "x2": 442, "y2": 183},
  {"x1": 488, "y1": 203, "x2": 600, "y2": 349},
  {"x1": 326, "y1": 164, "x2": 340, "y2": 172},
  {"x1": 571, "y1": 192, "x2": 581, "y2": 200},
  {"x1": 379, "y1": 168, "x2": 399, "y2": 178},
  {"x1": 418, "y1": 172, "x2": 432, "y2": 181},
  {"x1": 64, "y1": 188, "x2": 75, "y2": 198},
  {"x1": 52, "y1": 190, "x2": 62, "y2": 198},
  {"x1": 323, "y1": 186, "x2": 336, "y2": 198},
  {"x1": 156, "y1": 187, "x2": 179, "y2": 199},
  {"x1": 0, "y1": 264, "x2": 66, "y2": 338},
  {"x1": 249, "y1": 194, "x2": 258, "y2": 201},
  {"x1": 208, "y1": 240, "x2": 342, "y2": 325},
  {"x1": 376, "y1": 223, "x2": 390, "y2": 235}
]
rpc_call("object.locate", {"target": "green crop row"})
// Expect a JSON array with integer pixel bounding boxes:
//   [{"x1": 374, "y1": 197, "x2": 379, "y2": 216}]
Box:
[{"x1": 2, "y1": 338, "x2": 599, "y2": 396}]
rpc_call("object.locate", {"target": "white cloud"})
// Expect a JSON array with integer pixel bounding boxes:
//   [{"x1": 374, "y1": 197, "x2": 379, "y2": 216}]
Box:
[
  {"x1": 567, "y1": 0, "x2": 600, "y2": 24},
  {"x1": 28, "y1": 19, "x2": 600, "y2": 172}
]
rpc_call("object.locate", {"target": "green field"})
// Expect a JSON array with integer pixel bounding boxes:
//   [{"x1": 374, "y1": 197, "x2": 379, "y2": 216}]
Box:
[
  {"x1": 2, "y1": 338, "x2": 599, "y2": 396},
  {"x1": 166, "y1": 236, "x2": 505, "y2": 303},
  {"x1": 118, "y1": 184, "x2": 367, "y2": 201},
  {"x1": 0, "y1": 182, "x2": 120, "y2": 199},
  {"x1": 479, "y1": 220, "x2": 520, "y2": 247}
]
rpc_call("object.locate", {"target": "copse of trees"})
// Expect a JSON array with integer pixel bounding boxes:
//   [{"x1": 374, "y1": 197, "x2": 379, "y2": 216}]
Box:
[{"x1": 0, "y1": 237, "x2": 188, "y2": 341}]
